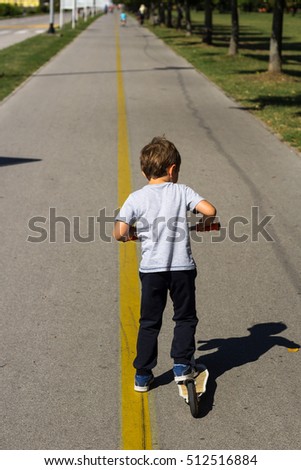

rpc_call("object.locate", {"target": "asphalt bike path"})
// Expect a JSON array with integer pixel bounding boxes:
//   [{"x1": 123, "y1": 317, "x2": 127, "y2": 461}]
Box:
[{"x1": 1, "y1": 13, "x2": 301, "y2": 451}]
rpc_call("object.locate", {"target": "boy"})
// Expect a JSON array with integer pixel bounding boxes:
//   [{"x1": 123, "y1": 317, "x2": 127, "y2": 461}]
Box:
[
  {"x1": 113, "y1": 137, "x2": 216, "y2": 392},
  {"x1": 120, "y1": 11, "x2": 127, "y2": 26}
]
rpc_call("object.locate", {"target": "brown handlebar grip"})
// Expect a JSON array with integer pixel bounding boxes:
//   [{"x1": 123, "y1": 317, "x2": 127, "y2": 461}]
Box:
[
  {"x1": 210, "y1": 222, "x2": 221, "y2": 231},
  {"x1": 196, "y1": 222, "x2": 221, "y2": 232}
]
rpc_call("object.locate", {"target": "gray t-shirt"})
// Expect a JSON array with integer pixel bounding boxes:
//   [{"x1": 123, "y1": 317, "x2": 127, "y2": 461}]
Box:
[{"x1": 116, "y1": 182, "x2": 204, "y2": 273}]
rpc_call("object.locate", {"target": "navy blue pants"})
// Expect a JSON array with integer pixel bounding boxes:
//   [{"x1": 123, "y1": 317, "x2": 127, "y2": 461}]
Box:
[{"x1": 134, "y1": 269, "x2": 198, "y2": 374}]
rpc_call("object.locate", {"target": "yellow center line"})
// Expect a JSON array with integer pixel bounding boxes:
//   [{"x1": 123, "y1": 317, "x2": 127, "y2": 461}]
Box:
[
  {"x1": 0, "y1": 24, "x2": 52, "y2": 29},
  {"x1": 115, "y1": 22, "x2": 153, "y2": 450}
]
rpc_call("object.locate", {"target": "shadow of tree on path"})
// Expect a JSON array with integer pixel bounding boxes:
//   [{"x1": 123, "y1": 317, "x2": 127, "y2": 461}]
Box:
[
  {"x1": 247, "y1": 94, "x2": 301, "y2": 112},
  {"x1": 0, "y1": 156, "x2": 42, "y2": 167}
]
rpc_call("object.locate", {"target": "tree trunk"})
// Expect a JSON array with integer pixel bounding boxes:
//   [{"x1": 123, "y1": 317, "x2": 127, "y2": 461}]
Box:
[
  {"x1": 184, "y1": 1, "x2": 192, "y2": 36},
  {"x1": 228, "y1": 0, "x2": 239, "y2": 56},
  {"x1": 167, "y1": 1, "x2": 173, "y2": 28},
  {"x1": 158, "y1": 2, "x2": 165, "y2": 26},
  {"x1": 176, "y1": 4, "x2": 183, "y2": 30},
  {"x1": 268, "y1": 0, "x2": 284, "y2": 73},
  {"x1": 203, "y1": 0, "x2": 213, "y2": 45}
]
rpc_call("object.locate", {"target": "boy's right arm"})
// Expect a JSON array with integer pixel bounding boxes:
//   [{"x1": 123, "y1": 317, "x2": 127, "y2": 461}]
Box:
[{"x1": 113, "y1": 221, "x2": 136, "y2": 242}]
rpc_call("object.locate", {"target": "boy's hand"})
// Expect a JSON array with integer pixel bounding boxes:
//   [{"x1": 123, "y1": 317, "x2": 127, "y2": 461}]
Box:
[{"x1": 128, "y1": 226, "x2": 138, "y2": 241}]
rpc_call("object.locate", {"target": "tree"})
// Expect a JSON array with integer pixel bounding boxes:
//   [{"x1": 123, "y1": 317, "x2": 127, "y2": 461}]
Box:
[
  {"x1": 176, "y1": 3, "x2": 184, "y2": 30},
  {"x1": 228, "y1": 0, "x2": 239, "y2": 56},
  {"x1": 184, "y1": 0, "x2": 192, "y2": 36},
  {"x1": 268, "y1": 0, "x2": 285, "y2": 73},
  {"x1": 158, "y1": 2, "x2": 166, "y2": 25},
  {"x1": 167, "y1": 0, "x2": 173, "y2": 28},
  {"x1": 203, "y1": 0, "x2": 213, "y2": 45}
]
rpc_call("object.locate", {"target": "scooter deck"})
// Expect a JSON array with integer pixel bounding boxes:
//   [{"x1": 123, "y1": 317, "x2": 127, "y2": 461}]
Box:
[{"x1": 177, "y1": 366, "x2": 209, "y2": 400}]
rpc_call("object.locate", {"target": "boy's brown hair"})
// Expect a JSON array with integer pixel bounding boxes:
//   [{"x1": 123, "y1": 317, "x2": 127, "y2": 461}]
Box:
[{"x1": 140, "y1": 136, "x2": 181, "y2": 180}]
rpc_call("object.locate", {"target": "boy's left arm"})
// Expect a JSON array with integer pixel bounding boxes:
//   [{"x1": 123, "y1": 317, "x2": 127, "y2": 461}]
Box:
[
  {"x1": 191, "y1": 199, "x2": 221, "y2": 232},
  {"x1": 195, "y1": 199, "x2": 217, "y2": 228}
]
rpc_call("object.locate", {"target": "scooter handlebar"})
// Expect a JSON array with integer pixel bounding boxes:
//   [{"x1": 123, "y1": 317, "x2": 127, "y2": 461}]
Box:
[{"x1": 126, "y1": 222, "x2": 221, "y2": 241}]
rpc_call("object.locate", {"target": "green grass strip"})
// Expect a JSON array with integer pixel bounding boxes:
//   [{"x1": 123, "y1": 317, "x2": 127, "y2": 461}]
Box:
[
  {"x1": 0, "y1": 14, "x2": 101, "y2": 102},
  {"x1": 146, "y1": 11, "x2": 301, "y2": 153}
]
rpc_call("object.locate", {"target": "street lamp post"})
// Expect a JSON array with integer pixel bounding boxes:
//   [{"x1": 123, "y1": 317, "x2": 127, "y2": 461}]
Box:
[{"x1": 48, "y1": 0, "x2": 56, "y2": 34}]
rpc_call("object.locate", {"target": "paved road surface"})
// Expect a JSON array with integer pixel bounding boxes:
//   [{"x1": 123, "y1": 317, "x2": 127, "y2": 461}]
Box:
[
  {"x1": 0, "y1": 13, "x2": 72, "y2": 50},
  {"x1": 1, "y1": 13, "x2": 301, "y2": 451}
]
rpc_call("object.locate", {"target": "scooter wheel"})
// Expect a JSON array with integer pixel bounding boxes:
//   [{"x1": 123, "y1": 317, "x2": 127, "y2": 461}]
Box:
[{"x1": 187, "y1": 380, "x2": 199, "y2": 418}]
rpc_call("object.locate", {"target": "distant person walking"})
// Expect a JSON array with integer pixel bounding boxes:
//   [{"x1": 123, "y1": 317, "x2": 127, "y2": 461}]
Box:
[{"x1": 138, "y1": 4, "x2": 147, "y2": 25}]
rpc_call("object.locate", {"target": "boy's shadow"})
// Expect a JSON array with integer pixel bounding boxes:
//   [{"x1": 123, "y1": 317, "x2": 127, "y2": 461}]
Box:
[
  {"x1": 196, "y1": 322, "x2": 299, "y2": 417},
  {"x1": 154, "y1": 322, "x2": 300, "y2": 418}
]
